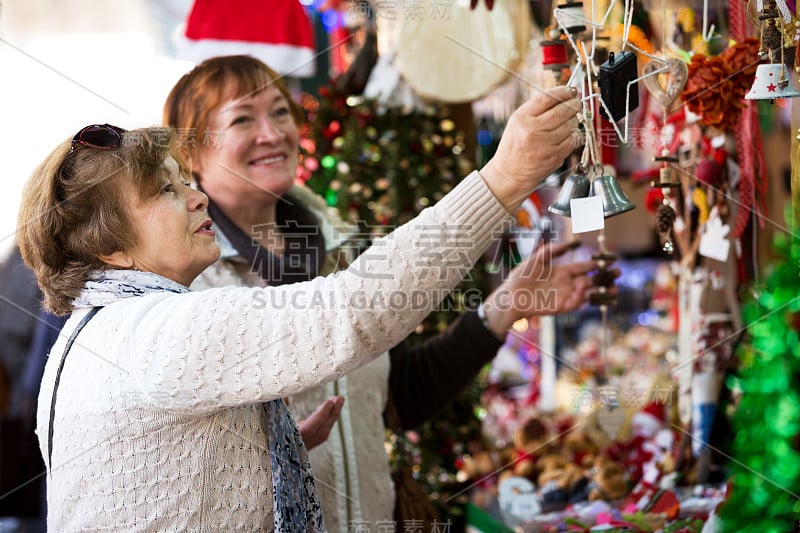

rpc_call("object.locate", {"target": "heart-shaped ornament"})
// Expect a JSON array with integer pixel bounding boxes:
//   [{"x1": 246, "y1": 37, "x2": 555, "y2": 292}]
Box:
[{"x1": 642, "y1": 58, "x2": 688, "y2": 111}]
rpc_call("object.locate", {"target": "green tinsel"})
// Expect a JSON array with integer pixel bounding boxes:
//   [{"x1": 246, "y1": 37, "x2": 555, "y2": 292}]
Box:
[{"x1": 720, "y1": 231, "x2": 800, "y2": 531}]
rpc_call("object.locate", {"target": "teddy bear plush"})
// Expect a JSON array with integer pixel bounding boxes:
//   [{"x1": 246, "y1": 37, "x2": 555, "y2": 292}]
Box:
[
  {"x1": 509, "y1": 417, "x2": 549, "y2": 480},
  {"x1": 562, "y1": 426, "x2": 605, "y2": 468},
  {"x1": 588, "y1": 455, "x2": 628, "y2": 502},
  {"x1": 457, "y1": 417, "x2": 549, "y2": 485}
]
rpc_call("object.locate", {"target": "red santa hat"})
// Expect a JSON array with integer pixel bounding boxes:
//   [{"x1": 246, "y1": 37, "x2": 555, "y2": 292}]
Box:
[
  {"x1": 631, "y1": 401, "x2": 666, "y2": 438},
  {"x1": 177, "y1": 0, "x2": 316, "y2": 78}
]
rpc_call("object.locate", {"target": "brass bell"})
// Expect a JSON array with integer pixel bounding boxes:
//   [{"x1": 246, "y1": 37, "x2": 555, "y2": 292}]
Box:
[
  {"x1": 548, "y1": 172, "x2": 590, "y2": 217},
  {"x1": 590, "y1": 174, "x2": 635, "y2": 217},
  {"x1": 745, "y1": 63, "x2": 800, "y2": 100}
]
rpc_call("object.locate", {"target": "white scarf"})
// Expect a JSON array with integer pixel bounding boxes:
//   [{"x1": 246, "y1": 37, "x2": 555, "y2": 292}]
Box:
[{"x1": 72, "y1": 269, "x2": 189, "y2": 308}]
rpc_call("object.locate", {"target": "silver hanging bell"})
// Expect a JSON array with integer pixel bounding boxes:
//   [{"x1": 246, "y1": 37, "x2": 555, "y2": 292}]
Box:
[
  {"x1": 745, "y1": 63, "x2": 800, "y2": 100},
  {"x1": 548, "y1": 172, "x2": 591, "y2": 217},
  {"x1": 590, "y1": 174, "x2": 636, "y2": 217}
]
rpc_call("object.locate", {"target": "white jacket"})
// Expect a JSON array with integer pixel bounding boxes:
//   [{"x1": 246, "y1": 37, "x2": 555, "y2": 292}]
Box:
[{"x1": 39, "y1": 172, "x2": 510, "y2": 531}]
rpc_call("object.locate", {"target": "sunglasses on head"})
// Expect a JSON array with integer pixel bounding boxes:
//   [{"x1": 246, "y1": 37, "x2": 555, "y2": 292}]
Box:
[
  {"x1": 56, "y1": 124, "x2": 127, "y2": 202},
  {"x1": 70, "y1": 124, "x2": 126, "y2": 153}
]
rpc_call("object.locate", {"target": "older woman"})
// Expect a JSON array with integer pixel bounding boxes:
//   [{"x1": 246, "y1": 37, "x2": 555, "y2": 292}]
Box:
[
  {"x1": 164, "y1": 56, "x2": 596, "y2": 530},
  {"x1": 18, "y1": 85, "x2": 579, "y2": 531}
]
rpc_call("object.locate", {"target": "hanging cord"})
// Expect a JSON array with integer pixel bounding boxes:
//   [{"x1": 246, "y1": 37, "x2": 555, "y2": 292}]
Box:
[
  {"x1": 578, "y1": 91, "x2": 604, "y2": 177},
  {"x1": 598, "y1": 232, "x2": 610, "y2": 374}
]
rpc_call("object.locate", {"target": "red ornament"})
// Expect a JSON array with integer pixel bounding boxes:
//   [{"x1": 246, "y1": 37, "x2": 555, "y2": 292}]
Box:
[
  {"x1": 681, "y1": 39, "x2": 760, "y2": 131},
  {"x1": 645, "y1": 188, "x2": 665, "y2": 214},
  {"x1": 695, "y1": 158, "x2": 725, "y2": 187}
]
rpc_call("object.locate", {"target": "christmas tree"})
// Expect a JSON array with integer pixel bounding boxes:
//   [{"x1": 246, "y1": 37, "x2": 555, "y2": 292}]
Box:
[{"x1": 300, "y1": 84, "x2": 500, "y2": 523}]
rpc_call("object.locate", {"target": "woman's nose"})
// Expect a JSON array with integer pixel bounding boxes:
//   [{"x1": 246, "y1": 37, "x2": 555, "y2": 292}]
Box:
[
  {"x1": 256, "y1": 119, "x2": 285, "y2": 143},
  {"x1": 187, "y1": 186, "x2": 209, "y2": 211}
]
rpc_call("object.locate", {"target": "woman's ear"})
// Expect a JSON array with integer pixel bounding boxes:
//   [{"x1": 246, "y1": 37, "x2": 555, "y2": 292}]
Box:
[{"x1": 97, "y1": 251, "x2": 134, "y2": 270}]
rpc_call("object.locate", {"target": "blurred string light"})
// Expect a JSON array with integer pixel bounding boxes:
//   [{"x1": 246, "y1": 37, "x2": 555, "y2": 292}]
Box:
[
  {"x1": 320, "y1": 10, "x2": 343, "y2": 32},
  {"x1": 618, "y1": 267, "x2": 647, "y2": 289},
  {"x1": 631, "y1": 310, "x2": 658, "y2": 327},
  {"x1": 320, "y1": 154, "x2": 337, "y2": 169},
  {"x1": 477, "y1": 129, "x2": 493, "y2": 146},
  {"x1": 512, "y1": 318, "x2": 528, "y2": 331}
]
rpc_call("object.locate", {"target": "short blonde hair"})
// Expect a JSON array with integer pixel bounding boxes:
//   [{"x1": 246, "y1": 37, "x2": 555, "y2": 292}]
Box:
[{"x1": 17, "y1": 127, "x2": 187, "y2": 315}]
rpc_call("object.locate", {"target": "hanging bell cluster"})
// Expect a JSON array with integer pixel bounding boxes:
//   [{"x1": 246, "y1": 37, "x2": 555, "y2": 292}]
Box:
[{"x1": 548, "y1": 165, "x2": 635, "y2": 218}]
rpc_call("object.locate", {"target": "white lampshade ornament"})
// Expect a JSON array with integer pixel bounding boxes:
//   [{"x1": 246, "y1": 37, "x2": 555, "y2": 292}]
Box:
[
  {"x1": 745, "y1": 63, "x2": 800, "y2": 100},
  {"x1": 745, "y1": 0, "x2": 800, "y2": 100}
]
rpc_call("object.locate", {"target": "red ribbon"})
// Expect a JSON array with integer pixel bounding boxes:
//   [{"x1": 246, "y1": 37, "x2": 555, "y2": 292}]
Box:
[{"x1": 729, "y1": 0, "x2": 766, "y2": 240}]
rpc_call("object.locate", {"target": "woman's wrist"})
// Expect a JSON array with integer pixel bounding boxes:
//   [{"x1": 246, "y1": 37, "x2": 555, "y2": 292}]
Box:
[
  {"x1": 477, "y1": 163, "x2": 529, "y2": 214},
  {"x1": 477, "y1": 302, "x2": 507, "y2": 341}
]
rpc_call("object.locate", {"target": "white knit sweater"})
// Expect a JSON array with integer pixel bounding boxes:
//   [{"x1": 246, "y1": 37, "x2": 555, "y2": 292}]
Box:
[
  {"x1": 192, "y1": 180, "x2": 395, "y2": 531},
  {"x1": 37, "y1": 172, "x2": 511, "y2": 531}
]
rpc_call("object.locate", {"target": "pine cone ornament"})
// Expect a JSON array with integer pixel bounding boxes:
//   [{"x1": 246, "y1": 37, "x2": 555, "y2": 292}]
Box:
[{"x1": 656, "y1": 203, "x2": 677, "y2": 233}]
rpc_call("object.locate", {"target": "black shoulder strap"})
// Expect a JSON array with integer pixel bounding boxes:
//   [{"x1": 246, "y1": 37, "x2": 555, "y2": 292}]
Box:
[{"x1": 47, "y1": 306, "x2": 102, "y2": 473}]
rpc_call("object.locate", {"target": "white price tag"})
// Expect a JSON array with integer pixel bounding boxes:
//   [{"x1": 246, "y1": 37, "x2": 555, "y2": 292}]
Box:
[
  {"x1": 570, "y1": 196, "x2": 605, "y2": 233},
  {"x1": 698, "y1": 217, "x2": 731, "y2": 262}
]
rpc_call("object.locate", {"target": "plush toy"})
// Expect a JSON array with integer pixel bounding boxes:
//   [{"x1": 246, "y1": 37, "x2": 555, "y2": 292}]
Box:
[
  {"x1": 536, "y1": 453, "x2": 586, "y2": 508},
  {"x1": 562, "y1": 426, "x2": 603, "y2": 468},
  {"x1": 510, "y1": 417, "x2": 548, "y2": 480},
  {"x1": 622, "y1": 428, "x2": 682, "y2": 520},
  {"x1": 588, "y1": 455, "x2": 628, "y2": 502},
  {"x1": 458, "y1": 417, "x2": 549, "y2": 485},
  {"x1": 641, "y1": 428, "x2": 679, "y2": 487},
  {"x1": 605, "y1": 401, "x2": 668, "y2": 484}
]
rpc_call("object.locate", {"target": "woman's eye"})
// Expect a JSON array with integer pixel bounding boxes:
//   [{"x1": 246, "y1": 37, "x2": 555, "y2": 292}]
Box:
[
  {"x1": 231, "y1": 115, "x2": 252, "y2": 126},
  {"x1": 273, "y1": 106, "x2": 290, "y2": 118},
  {"x1": 161, "y1": 183, "x2": 175, "y2": 194}
]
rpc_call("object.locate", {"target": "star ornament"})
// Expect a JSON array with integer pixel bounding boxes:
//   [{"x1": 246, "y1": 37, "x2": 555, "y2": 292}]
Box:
[{"x1": 767, "y1": 82, "x2": 777, "y2": 92}]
